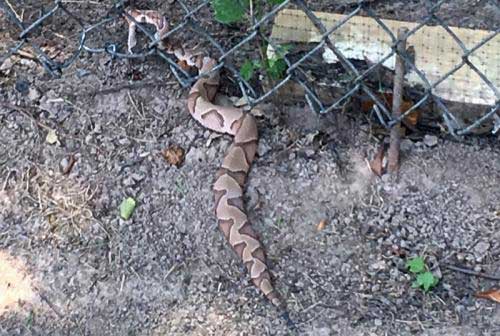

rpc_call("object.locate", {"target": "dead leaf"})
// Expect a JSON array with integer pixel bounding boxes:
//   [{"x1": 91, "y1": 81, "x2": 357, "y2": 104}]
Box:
[
  {"x1": 177, "y1": 60, "x2": 190, "y2": 71},
  {"x1": 361, "y1": 93, "x2": 420, "y2": 127},
  {"x1": 369, "y1": 143, "x2": 386, "y2": 177},
  {"x1": 475, "y1": 289, "x2": 500, "y2": 303},
  {"x1": 46, "y1": 129, "x2": 59, "y2": 145},
  {"x1": 162, "y1": 145, "x2": 185, "y2": 167},
  {"x1": 316, "y1": 219, "x2": 327, "y2": 231}
]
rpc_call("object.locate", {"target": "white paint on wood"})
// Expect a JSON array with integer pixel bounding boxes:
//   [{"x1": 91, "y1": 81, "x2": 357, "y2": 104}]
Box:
[{"x1": 271, "y1": 9, "x2": 499, "y2": 106}]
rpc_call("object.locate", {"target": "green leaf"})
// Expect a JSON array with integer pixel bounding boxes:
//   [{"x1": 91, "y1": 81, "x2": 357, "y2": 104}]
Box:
[
  {"x1": 266, "y1": 56, "x2": 287, "y2": 80},
  {"x1": 406, "y1": 257, "x2": 425, "y2": 274},
  {"x1": 240, "y1": 59, "x2": 261, "y2": 81},
  {"x1": 275, "y1": 43, "x2": 293, "y2": 56},
  {"x1": 211, "y1": 0, "x2": 249, "y2": 24},
  {"x1": 120, "y1": 197, "x2": 136, "y2": 220},
  {"x1": 415, "y1": 272, "x2": 438, "y2": 292},
  {"x1": 269, "y1": 0, "x2": 286, "y2": 4}
]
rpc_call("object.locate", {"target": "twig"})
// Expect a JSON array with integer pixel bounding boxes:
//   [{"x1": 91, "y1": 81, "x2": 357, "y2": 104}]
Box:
[
  {"x1": 4, "y1": 0, "x2": 21, "y2": 21},
  {"x1": 444, "y1": 264, "x2": 500, "y2": 281},
  {"x1": 0, "y1": 102, "x2": 52, "y2": 131},
  {"x1": 38, "y1": 292, "x2": 64, "y2": 319},
  {"x1": 79, "y1": 80, "x2": 177, "y2": 96},
  {"x1": 2, "y1": 169, "x2": 14, "y2": 191}
]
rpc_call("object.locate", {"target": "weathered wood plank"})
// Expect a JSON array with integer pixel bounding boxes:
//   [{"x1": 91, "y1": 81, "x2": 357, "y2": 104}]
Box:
[{"x1": 271, "y1": 9, "x2": 499, "y2": 106}]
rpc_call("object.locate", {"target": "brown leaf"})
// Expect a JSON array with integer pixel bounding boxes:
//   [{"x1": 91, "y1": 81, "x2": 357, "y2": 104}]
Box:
[
  {"x1": 361, "y1": 93, "x2": 420, "y2": 127},
  {"x1": 162, "y1": 145, "x2": 185, "y2": 167},
  {"x1": 369, "y1": 143, "x2": 386, "y2": 177},
  {"x1": 177, "y1": 60, "x2": 190, "y2": 71},
  {"x1": 316, "y1": 219, "x2": 327, "y2": 232},
  {"x1": 475, "y1": 289, "x2": 500, "y2": 303},
  {"x1": 129, "y1": 69, "x2": 143, "y2": 81}
]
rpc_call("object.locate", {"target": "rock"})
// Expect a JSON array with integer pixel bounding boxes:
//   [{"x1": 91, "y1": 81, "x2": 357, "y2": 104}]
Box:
[
  {"x1": 423, "y1": 135, "x2": 438, "y2": 147},
  {"x1": 257, "y1": 142, "x2": 271, "y2": 156},
  {"x1": 185, "y1": 147, "x2": 206, "y2": 164},
  {"x1": 15, "y1": 78, "x2": 29, "y2": 94},
  {"x1": 0, "y1": 57, "x2": 13, "y2": 71},
  {"x1": 131, "y1": 173, "x2": 145, "y2": 182},
  {"x1": 370, "y1": 260, "x2": 387, "y2": 271},
  {"x1": 28, "y1": 87, "x2": 41, "y2": 101},
  {"x1": 184, "y1": 129, "x2": 197, "y2": 142},
  {"x1": 473, "y1": 241, "x2": 490, "y2": 256},
  {"x1": 304, "y1": 149, "x2": 315, "y2": 158},
  {"x1": 400, "y1": 139, "x2": 414, "y2": 152}
]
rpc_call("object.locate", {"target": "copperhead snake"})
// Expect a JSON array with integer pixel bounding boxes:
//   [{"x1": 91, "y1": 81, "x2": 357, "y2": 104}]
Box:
[{"x1": 125, "y1": 10, "x2": 284, "y2": 310}]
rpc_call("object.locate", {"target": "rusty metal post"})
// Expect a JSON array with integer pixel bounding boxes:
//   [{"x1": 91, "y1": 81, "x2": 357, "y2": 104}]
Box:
[{"x1": 388, "y1": 27, "x2": 409, "y2": 174}]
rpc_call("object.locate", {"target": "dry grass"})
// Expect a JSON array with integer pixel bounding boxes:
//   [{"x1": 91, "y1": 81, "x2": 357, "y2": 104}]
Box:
[{"x1": 2, "y1": 166, "x2": 97, "y2": 242}]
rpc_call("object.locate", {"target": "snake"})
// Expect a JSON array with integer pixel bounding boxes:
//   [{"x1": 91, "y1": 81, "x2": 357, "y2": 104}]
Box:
[{"x1": 125, "y1": 9, "x2": 284, "y2": 310}]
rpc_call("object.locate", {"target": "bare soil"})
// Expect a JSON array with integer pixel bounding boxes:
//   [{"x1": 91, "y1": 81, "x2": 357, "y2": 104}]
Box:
[{"x1": 1, "y1": 1, "x2": 499, "y2": 335}]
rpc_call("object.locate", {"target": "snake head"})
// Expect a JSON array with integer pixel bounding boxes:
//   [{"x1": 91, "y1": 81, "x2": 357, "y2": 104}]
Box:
[{"x1": 125, "y1": 9, "x2": 169, "y2": 53}]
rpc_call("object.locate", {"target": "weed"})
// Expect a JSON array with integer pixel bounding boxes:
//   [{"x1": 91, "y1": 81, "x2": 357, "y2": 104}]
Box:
[
  {"x1": 210, "y1": 0, "x2": 290, "y2": 81},
  {"x1": 406, "y1": 256, "x2": 439, "y2": 292}
]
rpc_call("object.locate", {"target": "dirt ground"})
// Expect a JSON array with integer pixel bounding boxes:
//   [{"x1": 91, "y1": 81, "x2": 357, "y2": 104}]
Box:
[{"x1": 1, "y1": 1, "x2": 499, "y2": 335}]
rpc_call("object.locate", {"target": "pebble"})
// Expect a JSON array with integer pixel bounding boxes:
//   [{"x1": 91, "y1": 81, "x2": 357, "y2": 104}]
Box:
[
  {"x1": 257, "y1": 141, "x2": 272, "y2": 156},
  {"x1": 185, "y1": 147, "x2": 207, "y2": 164},
  {"x1": 400, "y1": 139, "x2": 414, "y2": 152},
  {"x1": 28, "y1": 87, "x2": 41, "y2": 101},
  {"x1": 59, "y1": 157, "x2": 70, "y2": 172},
  {"x1": 473, "y1": 241, "x2": 490, "y2": 256},
  {"x1": 15, "y1": 78, "x2": 30, "y2": 94},
  {"x1": 304, "y1": 149, "x2": 315, "y2": 158},
  {"x1": 423, "y1": 134, "x2": 438, "y2": 147},
  {"x1": 370, "y1": 260, "x2": 387, "y2": 271}
]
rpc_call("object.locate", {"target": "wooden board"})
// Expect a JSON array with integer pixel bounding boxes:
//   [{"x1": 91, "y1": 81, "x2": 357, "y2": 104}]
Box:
[{"x1": 270, "y1": 9, "x2": 499, "y2": 106}]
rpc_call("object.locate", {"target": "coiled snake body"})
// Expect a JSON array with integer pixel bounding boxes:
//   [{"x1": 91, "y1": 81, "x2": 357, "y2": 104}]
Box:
[{"x1": 126, "y1": 10, "x2": 283, "y2": 309}]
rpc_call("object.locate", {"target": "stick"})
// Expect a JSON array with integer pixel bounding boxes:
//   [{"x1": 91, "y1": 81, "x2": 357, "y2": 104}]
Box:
[
  {"x1": 444, "y1": 264, "x2": 500, "y2": 281},
  {"x1": 388, "y1": 27, "x2": 408, "y2": 174},
  {"x1": 0, "y1": 102, "x2": 52, "y2": 131},
  {"x1": 80, "y1": 80, "x2": 177, "y2": 96}
]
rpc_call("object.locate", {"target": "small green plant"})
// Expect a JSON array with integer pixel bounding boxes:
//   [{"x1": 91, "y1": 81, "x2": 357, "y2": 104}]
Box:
[
  {"x1": 406, "y1": 256, "x2": 439, "y2": 292},
  {"x1": 240, "y1": 44, "x2": 291, "y2": 81},
  {"x1": 240, "y1": 59, "x2": 261, "y2": 81},
  {"x1": 210, "y1": 0, "x2": 289, "y2": 81},
  {"x1": 211, "y1": 0, "x2": 249, "y2": 24},
  {"x1": 211, "y1": 0, "x2": 286, "y2": 24}
]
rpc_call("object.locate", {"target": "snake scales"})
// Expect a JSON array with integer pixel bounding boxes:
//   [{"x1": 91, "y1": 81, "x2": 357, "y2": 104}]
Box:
[{"x1": 125, "y1": 9, "x2": 284, "y2": 309}]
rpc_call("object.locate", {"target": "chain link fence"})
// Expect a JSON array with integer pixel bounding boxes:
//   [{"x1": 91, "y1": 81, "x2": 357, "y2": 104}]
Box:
[{"x1": 1, "y1": 0, "x2": 499, "y2": 136}]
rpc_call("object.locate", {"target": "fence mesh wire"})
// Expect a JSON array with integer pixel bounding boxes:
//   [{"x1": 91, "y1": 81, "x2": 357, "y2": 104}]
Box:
[{"x1": 1, "y1": 0, "x2": 499, "y2": 136}]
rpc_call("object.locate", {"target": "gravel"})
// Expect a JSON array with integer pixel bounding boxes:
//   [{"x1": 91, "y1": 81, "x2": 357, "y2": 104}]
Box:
[{"x1": 1, "y1": 1, "x2": 499, "y2": 335}]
